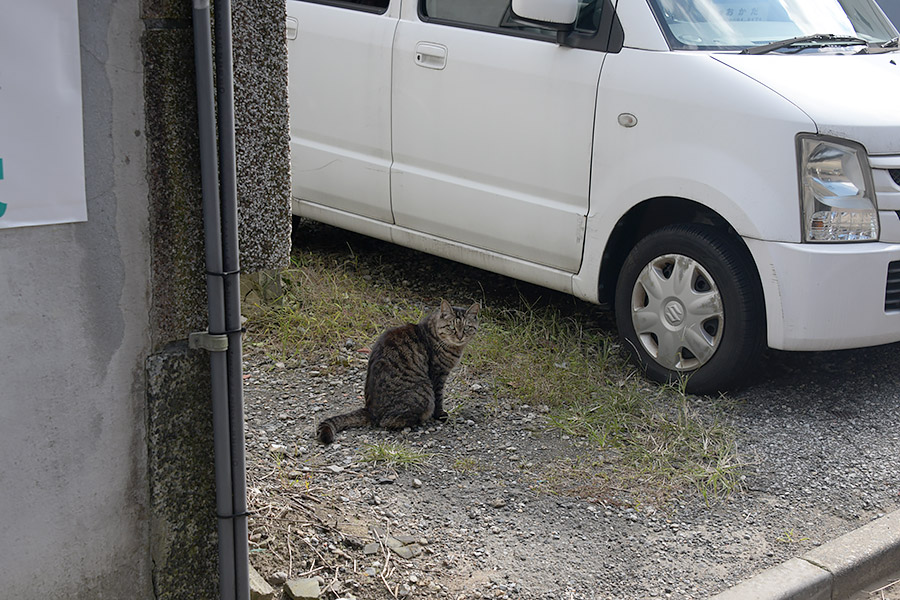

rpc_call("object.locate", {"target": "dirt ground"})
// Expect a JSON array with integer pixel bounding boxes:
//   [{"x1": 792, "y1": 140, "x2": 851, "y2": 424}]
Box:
[
  {"x1": 241, "y1": 223, "x2": 900, "y2": 600},
  {"x1": 241, "y1": 344, "x2": 896, "y2": 600}
]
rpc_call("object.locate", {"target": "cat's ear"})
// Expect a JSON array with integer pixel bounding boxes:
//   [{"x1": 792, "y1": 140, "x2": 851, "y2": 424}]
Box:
[
  {"x1": 466, "y1": 302, "x2": 481, "y2": 318},
  {"x1": 440, "y1": 299, "x2": 454, "y2": 316}
]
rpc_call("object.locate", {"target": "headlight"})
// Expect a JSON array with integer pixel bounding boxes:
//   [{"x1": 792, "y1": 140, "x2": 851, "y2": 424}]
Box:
[{"x1": 799, "y1": 135, "x2": 878, "y2": 242}]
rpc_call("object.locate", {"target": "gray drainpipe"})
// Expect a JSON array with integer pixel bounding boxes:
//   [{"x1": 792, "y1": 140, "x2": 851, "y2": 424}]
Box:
[
  {"x1": 190, "y1": 1, "x2": 250, "y2": 599},
  {"x1": 214, "y1": 0, "x2": 251, "y2": 597}
]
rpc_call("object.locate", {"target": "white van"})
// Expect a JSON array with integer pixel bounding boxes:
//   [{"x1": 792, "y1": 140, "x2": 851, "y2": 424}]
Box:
[{"x1": 286, "y1": 0, "x2": 900, "y2": 392}]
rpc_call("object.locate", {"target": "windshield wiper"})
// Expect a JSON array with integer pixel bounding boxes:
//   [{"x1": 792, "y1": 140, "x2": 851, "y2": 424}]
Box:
[
  {"x1": 741, "y1": 33, "x2": 869, "y2": 55},
  {"x1": 856, "y1": 36, "x2": 899, "y2": 54}
]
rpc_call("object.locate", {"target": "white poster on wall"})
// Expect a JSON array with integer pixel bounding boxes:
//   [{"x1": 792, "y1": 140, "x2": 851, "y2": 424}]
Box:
[{"x1": 0, "y1": 0, "x2": 87, "y2": 229}]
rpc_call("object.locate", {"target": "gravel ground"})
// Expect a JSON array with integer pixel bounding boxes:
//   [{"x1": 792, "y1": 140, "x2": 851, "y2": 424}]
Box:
[{"x1": 243, "y1": 223, "x2": 900, "y2": 600}]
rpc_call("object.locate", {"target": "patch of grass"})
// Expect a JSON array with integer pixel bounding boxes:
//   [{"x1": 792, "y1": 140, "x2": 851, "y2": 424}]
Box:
[
  {"x1": 359, "y1": 441, "x2": 431, "y2": 470},
  {"x1": 243, "y1": 221, "x2": 748, "y2": 502},
  {"x1": 466, "y1": 299, "x2": 619, "y2": 404},
  {"x1": 242, "y1": 251, "x2": 422, "y2": 363},
  {"x1": 451, "y1": 457, "x2": 482, "y2": 474},
  {"x1": 468, "y1": 301, "x2": 745, "y2": 501}
]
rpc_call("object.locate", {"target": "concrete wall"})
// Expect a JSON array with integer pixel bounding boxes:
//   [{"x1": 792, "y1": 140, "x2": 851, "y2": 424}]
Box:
[
  {"x1": 0, "y1": 0, "x2": 153, "y2": 597},
  {"x1": 0, "y1": 0, "x2": 290, "y2": 597}
]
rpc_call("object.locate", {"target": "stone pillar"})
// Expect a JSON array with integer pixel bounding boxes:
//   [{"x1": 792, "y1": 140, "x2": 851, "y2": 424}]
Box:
[{"x1": 141, "y1": 0, "x2": 290, "y2": 597}]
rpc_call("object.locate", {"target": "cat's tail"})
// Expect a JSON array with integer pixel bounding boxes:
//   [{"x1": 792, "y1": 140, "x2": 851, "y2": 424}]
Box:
[{"x1": 316, "y1": 408, "x2": 371, "y2": 444}]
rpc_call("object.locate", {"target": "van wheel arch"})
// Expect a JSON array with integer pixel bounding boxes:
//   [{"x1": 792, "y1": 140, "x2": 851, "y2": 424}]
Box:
[{"x1": 597, "y1": 198, "x2": 746, "y2": 305}]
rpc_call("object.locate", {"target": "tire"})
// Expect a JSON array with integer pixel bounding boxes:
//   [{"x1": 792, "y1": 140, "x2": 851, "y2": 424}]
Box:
[{"x1": 614, "y1": 224, "x2": 765, "y2": 394}]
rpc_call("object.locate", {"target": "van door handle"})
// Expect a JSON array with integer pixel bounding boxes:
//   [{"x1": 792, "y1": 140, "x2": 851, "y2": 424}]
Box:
[
  {"x1": 415, "y1": 42, "x2": 447, "y2": 70},
  {"x1": 286, "y1": 16, "x2": 299, "y2": 40}
]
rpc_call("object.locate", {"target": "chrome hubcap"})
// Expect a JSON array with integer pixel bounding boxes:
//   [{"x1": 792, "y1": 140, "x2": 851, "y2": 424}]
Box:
[{"x1": 630, "y1": 254, "x2": 724, "y2": 371}]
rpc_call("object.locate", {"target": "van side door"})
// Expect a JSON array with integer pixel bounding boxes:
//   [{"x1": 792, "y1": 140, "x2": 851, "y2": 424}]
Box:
[
  {"x1": 287, "y1": 0, "x2": 397, "y2": 222},
  {"x1": 390, "y1": 0, "x2": 608, "y2": 272}
]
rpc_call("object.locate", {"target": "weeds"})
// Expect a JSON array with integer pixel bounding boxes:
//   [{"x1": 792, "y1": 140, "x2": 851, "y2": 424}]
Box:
[
  {"x1": 242, "y1": 252, "x2": 422, "y2": 363},
  {"x1": 452, "y1": 457, "x2": 482, "y2": 474},
  {"x1": 469, "y1": 303, "x2": 745, "y2": 500},
  {"x1": 242, "y1": 221, "x2": 747, "y2": 502},
  {"x1": 776, "y1": 528, "x2": 809, "y2": 544},
  {"x1": 359, "y1": 441, "x2": 431, "y2": 470}
]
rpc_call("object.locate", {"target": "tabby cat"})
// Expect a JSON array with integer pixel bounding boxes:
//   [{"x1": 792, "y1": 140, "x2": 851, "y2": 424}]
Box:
[{"x1": 316, "y1": 300, "x2": 480, "y2": 444}]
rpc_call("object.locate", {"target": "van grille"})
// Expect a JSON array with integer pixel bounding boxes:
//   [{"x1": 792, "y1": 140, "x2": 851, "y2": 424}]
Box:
[
  {"x1": 888, "y1": 261, "x2": 900, "y2": 312},
  {"x1": 891, "y1": 169, "x2": 900, "y2": 187}
]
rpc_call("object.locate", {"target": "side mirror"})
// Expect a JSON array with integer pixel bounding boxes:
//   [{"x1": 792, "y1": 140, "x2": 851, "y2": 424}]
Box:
[{"x1": 511, "y1": 0, "x2": 579, "y2": 35}]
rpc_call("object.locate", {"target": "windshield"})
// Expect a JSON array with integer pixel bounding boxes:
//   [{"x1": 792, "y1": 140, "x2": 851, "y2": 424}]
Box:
[{"x1": 647, "y1": 0, "x2": 899, "y2": 50}]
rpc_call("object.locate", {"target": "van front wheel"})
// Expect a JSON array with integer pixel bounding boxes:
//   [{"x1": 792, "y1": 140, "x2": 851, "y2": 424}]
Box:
[{"x1": 614, "y1": 224, "x2": 764, "y2": 394}]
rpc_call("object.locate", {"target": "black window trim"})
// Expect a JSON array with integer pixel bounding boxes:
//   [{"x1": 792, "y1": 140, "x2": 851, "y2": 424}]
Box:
[
  {"x1": 291, "y1": 0, "x2": 389, "y2": 16},
  {"x1": 417, "y1": 0, "x2": 624, "y2": 53}
]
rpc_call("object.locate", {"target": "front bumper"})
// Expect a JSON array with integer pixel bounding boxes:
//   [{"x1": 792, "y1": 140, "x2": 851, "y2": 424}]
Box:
[{"x1": 746, "y1": 234, "x2": 900, "y2": 351}]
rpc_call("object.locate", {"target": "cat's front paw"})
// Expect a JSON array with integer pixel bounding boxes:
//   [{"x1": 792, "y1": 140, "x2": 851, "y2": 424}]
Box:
[{"x1": 434, "y1": 410, "x2": 449, "y2": 422}]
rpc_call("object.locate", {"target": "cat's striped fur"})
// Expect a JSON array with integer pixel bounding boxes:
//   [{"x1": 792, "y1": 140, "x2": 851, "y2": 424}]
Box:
[{"x1": 316, "y1": 300, "x2": 480, "y2": 444}]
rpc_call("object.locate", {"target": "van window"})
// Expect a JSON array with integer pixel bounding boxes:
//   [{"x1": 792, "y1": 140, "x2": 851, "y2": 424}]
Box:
[{"x1": 421, "y1": 0, "x2": 604, "y2": 39}]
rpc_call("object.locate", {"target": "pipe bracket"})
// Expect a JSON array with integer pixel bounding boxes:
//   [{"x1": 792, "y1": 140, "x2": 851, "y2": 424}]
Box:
[{"x1": 189, "y1": 330, "x2": 229, "y2": 352}]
